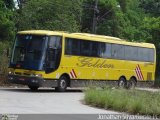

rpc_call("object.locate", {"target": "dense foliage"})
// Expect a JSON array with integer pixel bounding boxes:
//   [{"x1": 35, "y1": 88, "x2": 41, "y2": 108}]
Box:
[
  {"x1": 15, "y1": 0, "x2": 83, "y2": 32},
  {"x1": 0, "y1": 0, "x2": 15, "y2": 42},
  {"x1": 0, "y1": 0, "x2": 160, "y2": 76}
]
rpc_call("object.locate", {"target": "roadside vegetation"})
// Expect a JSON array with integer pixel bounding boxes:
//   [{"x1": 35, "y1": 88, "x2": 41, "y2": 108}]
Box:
[
  {"x1": 84, "y1": 87, "x2": 160, "y2": 116},
  {"x1": 0, "y1": 42, "x2": 11, "y2": 85},
  {"x1": 154, "y1": 78, "x2": 160, "y2": 88}
]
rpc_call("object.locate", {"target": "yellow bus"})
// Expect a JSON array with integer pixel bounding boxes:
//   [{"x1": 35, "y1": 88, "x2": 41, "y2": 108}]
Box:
[{"x1": 8, "y1": 30, "x2": 156, "y2": 91}]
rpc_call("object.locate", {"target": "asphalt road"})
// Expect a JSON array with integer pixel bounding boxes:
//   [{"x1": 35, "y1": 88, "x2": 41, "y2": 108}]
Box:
[{"x1": 0, "y1": 88, "x2": 118, "y2": 114}]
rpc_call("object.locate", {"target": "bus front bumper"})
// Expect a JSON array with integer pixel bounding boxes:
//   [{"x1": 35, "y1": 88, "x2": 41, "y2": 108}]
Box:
[{"x1": 8, "y1": 75, "x2": 58, "y2": 87}]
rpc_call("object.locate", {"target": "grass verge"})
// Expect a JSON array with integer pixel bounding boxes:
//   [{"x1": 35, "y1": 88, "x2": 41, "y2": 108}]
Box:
[{"x1": 84, "y1": 87, "x2": 160, "y2": 116}]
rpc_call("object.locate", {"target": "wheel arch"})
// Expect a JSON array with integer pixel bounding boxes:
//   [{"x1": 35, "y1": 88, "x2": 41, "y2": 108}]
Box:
[
  {"x1": 119, "y1": 75, "x2": 127, "y2": 81},
  {"x1": 130, "y1": 76, "x2": 137, "y2": 83},
  {"x1": 118, "y1": 75, "x2": 127, "y2": 88},
  {"x1": 127, "y1": 76, "x2": 137, "y2": 89},
  {"x1": 60, "y1": 73, "x2": 71, "y2": 87}
]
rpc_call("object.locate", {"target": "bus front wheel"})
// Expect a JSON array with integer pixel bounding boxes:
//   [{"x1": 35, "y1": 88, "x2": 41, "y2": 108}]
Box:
[
  {"x1": 55, "y1": 76, "x2": 68, "y2": 92},
  {"x1": 118, "y1": 77, "x2": 127, "y2": 88}
]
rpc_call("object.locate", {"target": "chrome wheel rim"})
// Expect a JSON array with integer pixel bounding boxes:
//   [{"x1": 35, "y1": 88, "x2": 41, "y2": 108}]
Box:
[{"x1": 60, "y1": 79, "x2": 66, "y2": 88}]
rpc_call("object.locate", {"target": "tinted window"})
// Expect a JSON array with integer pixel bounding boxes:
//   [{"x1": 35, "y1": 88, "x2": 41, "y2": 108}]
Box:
[
  {"x1": 49, "y1": 36, "x2": 62, "y2": 49},
  {"x1": 138, "y1": 47, "x2": 154, "y2": 62},
  {"x1": 48, "y1": 36, "x2": 62, "y2": 63},
  {"x1": 65, "y1": 38, "x2": 80, "y2": 55},
  {"x1": 124, "y1": 46, "x2": 154, "y2": 62},
  {"x1": 65, "y1": 38, "x2": 72, "y2": 55},
  {"x1": 138, "y1": 47, "x2": 149, "y2": 61},
  {"x1": 148, "y1": 48, "x2": 154, "y2": 62},
  {"x1": 111, "y1": 44, "x2": 124, "y2": 59},
  {"x1": 72, "y1": 39, "x2": 80, "y2": 55},
  {"x1": 91, "y1": 41, "x2": 100, "y2": 57},
  {"x1": 125, "y1": 46, "x2": 138, "y2": 61},
  {"x1": 65, "y1": 38, "x2": 100, "y2": 57},
  {"x1": 100, "y1": 43, "x2": 111, "y2": 58},
  {"x1": 65, "y1": 38, "x2": 155, "y2": 62},
  {"x1": 80, "y1": 40, "x2": 91, "y2": 56}
]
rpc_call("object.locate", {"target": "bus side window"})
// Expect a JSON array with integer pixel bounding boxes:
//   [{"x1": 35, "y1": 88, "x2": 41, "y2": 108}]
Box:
[
  {"x1": 138, "y1": 47, "x2": 154, "y2": 62},
  {"x1": 111, "y1": 44, "x2": 124, "y2": 59},
  {"x1": 65, "y1": 38, "x2": 72, "y2": 55},
  {"x1": 65, "y1": 38, "x2": 80, "y2": 56},
  {"x1": 71, "y1": 39, "x2": 80, "y2": 55},
  {"x1": 80, "y1": 40, "x2": 91, "y2": 56},
  {"x1": 91, "y1": 41, "x2": 100, "y2": 57},
  {"x1": 125, "y1": 46, "x2": 138, "y2": 61},
  {"x1": 148, "y1": 48, "x2": 154, "y2": 62},
  {"x1": 100, "y1": 43, "x2": 111, "y2": 58}
]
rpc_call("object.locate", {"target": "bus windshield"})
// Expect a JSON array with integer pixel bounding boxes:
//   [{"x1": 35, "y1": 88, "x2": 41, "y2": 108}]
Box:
[{"x1": 10, "y1": 34, "x2": 47, "y2": 70}]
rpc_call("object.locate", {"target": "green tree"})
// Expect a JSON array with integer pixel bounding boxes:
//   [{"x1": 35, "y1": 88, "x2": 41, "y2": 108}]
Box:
[
  {"x1": 140, "y1": 0, "x2": 160, "y2": 17},
  {"x1": 96, "y1": 0, "x2": 120, "y2": 36},
  {"x1": 82, "y1": 0, "x2": 121, "y2": 34},
  {"x1": 92, "y1": 0, "x2": 146, "y2": 42},
  {"x1": 3, "y1": 0, "x2": 15, "y2": 9},
  {"x1": 139, "y1": 0, "x2": 160, "y2": 76},
  {"x1": 0, "y1": 0, "x2": 15, "y2": 41},
  {"x1": 141, "y1": 17, "x2": 160, "y2": 76},
  {"x1": 16, "y1": 0, "x2": 83, "y2": 32},
  {"x1": 81, "y1": 0, "x2": 147, "y2": 42}
]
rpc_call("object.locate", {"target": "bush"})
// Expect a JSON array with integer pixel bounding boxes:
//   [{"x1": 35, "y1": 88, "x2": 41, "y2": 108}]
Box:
[{"x1": 84, "y1": 87, "x2": 160, "y2": 116}]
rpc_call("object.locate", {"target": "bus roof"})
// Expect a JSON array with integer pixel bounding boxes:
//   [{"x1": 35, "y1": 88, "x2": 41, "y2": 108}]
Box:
[
  {"x1": 18, "y1": 30, "x2": 65, "y2": 36},
  {"x1": 17, "y1": 30, "x2": 155, "y2": 49},
  {"x1": 72, "y1": 33, "x2": 122, "y2": 41}
]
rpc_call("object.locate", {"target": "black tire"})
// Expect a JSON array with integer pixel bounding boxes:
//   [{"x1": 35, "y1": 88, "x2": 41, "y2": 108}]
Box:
[
  {"x1": 127, "y1": 77, "x2": 137, "y2": 89},
  {"x1": 118, "y1": 77, "x2": 127, "y2": 88},
  {"x1": 55, "y1": 76, "x2": 68, "y2": 92},
  {"x1": 28, "y1": 85, "x2": 39, "y2": 91}
]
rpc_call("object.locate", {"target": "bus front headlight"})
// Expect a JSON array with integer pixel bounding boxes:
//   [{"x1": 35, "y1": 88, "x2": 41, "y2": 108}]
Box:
[
  {"x1": 8, "y1": 71, "x2": 14, "y2": 75},
  {"x1": 35, "y1": 74, "x2": 42, "y2": 77}
]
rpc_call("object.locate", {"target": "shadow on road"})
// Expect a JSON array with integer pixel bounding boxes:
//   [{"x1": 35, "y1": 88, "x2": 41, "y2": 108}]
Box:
[{"x1": 0, "y1": 87, "x2": 83, "y2": 93}]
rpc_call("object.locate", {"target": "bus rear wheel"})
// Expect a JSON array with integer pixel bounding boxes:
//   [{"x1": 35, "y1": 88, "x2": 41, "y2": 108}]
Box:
[
  {"x1": 127, "y1": 77, "x2": 137, "y2": 89},
  {"x1": 55, "y1": 76, "x2": 68, "y2": 92},
  {"x1": 118, "y1": 77, "x2": 127, "y2": 88},
  {"x1": 28, "y1": 85, "x2": 39, "y2": 91}
]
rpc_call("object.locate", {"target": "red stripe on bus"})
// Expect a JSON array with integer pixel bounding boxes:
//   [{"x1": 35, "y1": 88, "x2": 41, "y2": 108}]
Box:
[
  {"x1": 138, "y1": 65, "x2": 144, "y2": 80},
  {"x1": 72, "y1": 71, "x2": 76, "y2": 78},
  {"x1": 70, "y1": 72, "x2": 74, "y2": 78},
  {"x1": 135, "y1": 68, "x2": 141, "y2": 80},
  {"x1": 72, "y1": 69, "x2": 77, "y2": 78},
  {"x1": 136, "y1": 66, "x2": 143, "y2": 80}
]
